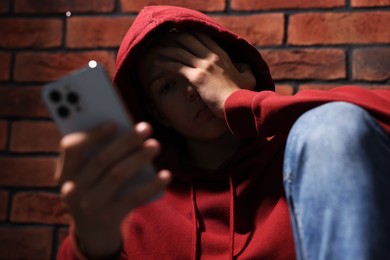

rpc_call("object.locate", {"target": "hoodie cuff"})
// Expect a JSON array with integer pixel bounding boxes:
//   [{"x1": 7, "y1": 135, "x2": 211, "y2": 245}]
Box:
[{"x1": 224, "y1": 89, "x2": 259, "y2": 136}]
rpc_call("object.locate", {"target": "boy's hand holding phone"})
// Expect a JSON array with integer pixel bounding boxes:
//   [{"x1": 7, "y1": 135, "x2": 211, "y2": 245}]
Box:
[
  {"x1": 42, "y1": 63, "x2": 171, "y2": 257},
  {"x1": 57, "y1": 122, "x2": 170, "y2": 258}
]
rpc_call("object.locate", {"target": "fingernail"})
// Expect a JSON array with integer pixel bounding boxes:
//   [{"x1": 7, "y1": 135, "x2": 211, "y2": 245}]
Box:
[
  {"x1": 135, "y1": 122, "x2": 148, "y2": 133},
  {"x1": 159, "y1": 170, "x2": 172, "y2": 183}
]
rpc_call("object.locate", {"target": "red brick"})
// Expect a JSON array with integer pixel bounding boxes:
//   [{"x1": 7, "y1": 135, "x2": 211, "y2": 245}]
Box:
[
  {"x1": 0, "y1": 227, "x2": 52, "y2": 259},
  {"x1": 121, "y1": 0, "x2": 225, "y2": 12},
  {"x1": 11, "y1": 192, "x2": 69, "y2": 224},
  {"x1": 299, "y1": 84, "x2": 340, "y2": 91},
  {"x1": 289, "y1": 12, "x2": 390, "y2": 45},
  {"x1": 15, "y1": 0, "x2": 114, "y2": 13},
  {"x1": 275, "y1": 85, "x2": 294, "y2": 95},
  {"x1": 261, "y1": 49, "x2": 346, "y2": 80},
  {"x1": 0, "y1": 157, "x2": 57, "y2": 187},
  {"x1": 0, "y1": 191, "x2": 9, "y2": 221},
  {"x1": 14, "y1": 51, "x2": 116, "y2": 82},
  {"x1": 0, "y1": 121, "x2": 7, "y2": 151},
  {"x1": 0, "y1": 19, "x2": 62, "y2": 48},
  {"x1": 67, "y1": 17, "x2": 134, "y2": 48},
  {"x1": 352, "y1": 0, "x2": 390, "y2": 7},
  {"x1": 213, "y1": 14, "x2": 284, "y2": 46},
  {"x1": 0, "y1": 52, "x2": 11, "y2": 81},
  {"x1": 298, "y1": 84, "x2": 390, "y2": 91},
  {"x1": 353, "y1": 48, "x2": 390, "y2": 81},
  {"x1": 232, "y1": 0, "x2": 344, "y2": 11},
  {"x1": 0, "y1": 0, "x2": 9, "y2": 13},
  {"x1": 10, "y1": 121, "x2": 60, "y2": 153},
  {"x1": 0, "y1": 87, "x2": 49, "y2": 117}
]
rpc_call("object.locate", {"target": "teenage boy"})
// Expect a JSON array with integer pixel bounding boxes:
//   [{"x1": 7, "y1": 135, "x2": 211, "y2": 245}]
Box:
[{"x1": 58, "y1": 6, "x2": 390, "y2": 259}]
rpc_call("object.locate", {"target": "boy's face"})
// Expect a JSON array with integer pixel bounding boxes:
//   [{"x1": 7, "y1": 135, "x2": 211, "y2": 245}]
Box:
[{"x1": 136, "y1": 41, "x2": 230, "y2": 141}]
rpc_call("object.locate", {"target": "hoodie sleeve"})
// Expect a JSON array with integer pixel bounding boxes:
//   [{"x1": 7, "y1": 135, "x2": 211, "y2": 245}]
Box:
[{"x1": 224, "y1": 86, "x2": 390, "y2": 137}]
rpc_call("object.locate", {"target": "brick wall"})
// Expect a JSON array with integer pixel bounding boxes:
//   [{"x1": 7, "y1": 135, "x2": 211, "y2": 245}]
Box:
[{"x1": 1, "y1": 0, "x2": 390, "y2": 258}]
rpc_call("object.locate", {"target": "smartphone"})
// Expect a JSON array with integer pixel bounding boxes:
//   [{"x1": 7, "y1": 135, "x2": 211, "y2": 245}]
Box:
[{"x1": 42, "y1": 62, "x2": 161, "y2": 201}]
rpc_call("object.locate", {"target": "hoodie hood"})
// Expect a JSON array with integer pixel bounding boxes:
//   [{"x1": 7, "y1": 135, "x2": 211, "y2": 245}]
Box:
[{"x1": 113, "y1": 5, "x2": 274, "y2": 125}]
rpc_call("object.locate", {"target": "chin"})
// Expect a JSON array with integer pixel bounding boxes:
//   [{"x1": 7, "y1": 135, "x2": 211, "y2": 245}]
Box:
[{"x1": 190, "y1": 123, "x2": 231, "y2": 141}]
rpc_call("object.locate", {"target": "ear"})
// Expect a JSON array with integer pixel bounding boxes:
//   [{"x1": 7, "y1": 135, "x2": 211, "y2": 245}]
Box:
[{"x1": 147, "y1": 103, "x2": 171, "y2": 128}]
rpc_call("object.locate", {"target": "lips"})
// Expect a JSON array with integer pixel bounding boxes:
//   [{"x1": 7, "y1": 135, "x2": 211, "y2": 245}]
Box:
[{"x1": 195, "y1": 105, "x2": 209, "y2": 119}]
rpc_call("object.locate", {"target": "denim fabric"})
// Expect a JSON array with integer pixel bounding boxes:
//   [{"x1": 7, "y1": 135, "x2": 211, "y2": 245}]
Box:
[{"x1": 283, "y1": 102, "x2": 390, "y2": 260}]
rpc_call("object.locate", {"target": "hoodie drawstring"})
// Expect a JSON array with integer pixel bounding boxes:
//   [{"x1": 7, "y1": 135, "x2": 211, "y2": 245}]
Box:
[
  {"x1": 229, "y1": 176, "x2": 236, "y2": 260},
  {"x1": 191, "y1": 178, "x2": 236, "y2": 260},
  {"x1": 191, "y1": 182, "x2": 198, "y2": 260}
]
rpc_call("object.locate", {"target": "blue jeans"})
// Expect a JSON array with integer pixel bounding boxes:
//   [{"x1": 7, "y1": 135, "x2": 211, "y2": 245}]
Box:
[{"x1": 283, "y1": 102, "x2": 390, "y2": 260}]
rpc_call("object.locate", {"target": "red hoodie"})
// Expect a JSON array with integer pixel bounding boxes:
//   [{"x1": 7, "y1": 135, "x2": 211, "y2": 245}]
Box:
[{"x1": 58, "y1": 5, "x2": 390, "y2": 260}]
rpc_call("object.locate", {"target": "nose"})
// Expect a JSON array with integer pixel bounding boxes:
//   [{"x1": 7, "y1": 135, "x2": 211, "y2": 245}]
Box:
[{"x1": 185, "y1": 85, "x2": 198, "y2": 101}]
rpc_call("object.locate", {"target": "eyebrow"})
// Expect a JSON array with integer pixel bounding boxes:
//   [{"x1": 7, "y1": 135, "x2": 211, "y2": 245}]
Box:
[{"x1": 148, "y1": 71, "x2": 165, "y2": 89}]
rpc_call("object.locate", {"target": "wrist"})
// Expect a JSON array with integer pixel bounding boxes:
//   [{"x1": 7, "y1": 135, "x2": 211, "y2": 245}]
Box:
[
  {"x1": 219, "y1": 87, "x2": 240, "y2": 117},
  {"x1": 75, "y1": 226, "x2": 122, "y2": 259}
]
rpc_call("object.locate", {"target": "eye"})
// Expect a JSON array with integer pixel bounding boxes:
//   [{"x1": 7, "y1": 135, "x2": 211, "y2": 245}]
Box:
[{"x1": 159, "y1": 81, "x2": 176, "y2": 94}]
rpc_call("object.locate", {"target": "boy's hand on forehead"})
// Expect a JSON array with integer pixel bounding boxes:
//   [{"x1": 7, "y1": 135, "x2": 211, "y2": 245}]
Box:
[{"x1": 153, "y1": 31, "x2": 256, "y2": 119}]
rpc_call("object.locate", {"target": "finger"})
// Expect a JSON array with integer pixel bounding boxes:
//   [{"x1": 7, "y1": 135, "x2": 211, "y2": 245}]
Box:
[
  {"x1": 153, "y1": 46, "x2": 199, "y2": 68},
  {"x1": 170, "y1": 33, "x2": 210, "y2": 58},
  {"x1": 60, "y1": 122, "x2": 117, "y2": 156},
  {"x1": 234, "y1": 62, "x2": 256, "y2": 90},
  {"x1": 192, "y1": 32, "x2": 227, "y2": 57},
  {"x1": 60, "y1": 180, "x2": 76, "y2": 206},
  {"x1": 74, "y1": 122, "x2": 153, "y2": 192},
  {"x1": 79, "y1": 138, "x2": 160, "y2": 211},
  {"x1": 234, "y1": 62, "x2": 250, "y2": 73},
  {"x1": 57, "y1": 122, "x2": 117, "y2": 183},
  {"x1": 154, "y1": 59, "x2": 195, "y2": 80}
]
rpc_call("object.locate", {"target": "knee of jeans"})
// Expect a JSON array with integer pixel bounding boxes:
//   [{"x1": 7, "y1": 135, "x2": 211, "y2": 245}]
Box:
[
  {"x1": 288, "y1": 101, "x2": 373, "y2": 151},
  {"x1": 284, "y1": 102, "x2": 382, "y2": 183},
  {"x1": 284, "y1": 102, "x2": 368, "y2": 194}
]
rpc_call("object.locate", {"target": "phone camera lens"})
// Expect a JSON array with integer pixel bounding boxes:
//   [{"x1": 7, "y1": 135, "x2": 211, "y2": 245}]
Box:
[
  {"x1": 49, "y1": 90, "x2": 61, "y2": 103},
  {"x1": 67, "y1": 92, "x2": 79, "y2": 104},
  {"x1": 57, "y1": 106, "x2": 70, "y2": 118}
]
